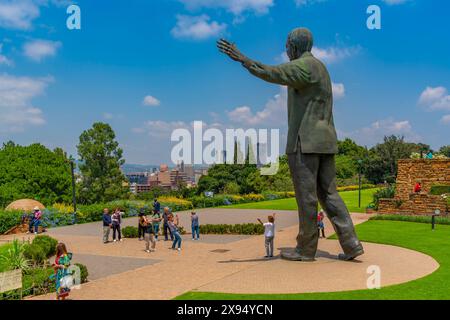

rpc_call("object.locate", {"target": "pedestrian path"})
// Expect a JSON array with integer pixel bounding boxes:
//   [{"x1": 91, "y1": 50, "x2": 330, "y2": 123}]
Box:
[{"x1": 0, "y1": 209, "x2": 437, "y2": 300}]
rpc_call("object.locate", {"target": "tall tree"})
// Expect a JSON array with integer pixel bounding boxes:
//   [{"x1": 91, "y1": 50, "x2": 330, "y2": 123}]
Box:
[
  {"x1": 0, "y1": 142, "x2": 72, "y2": 207},
  {"x1": 439, "y1": 145, "x2": 450, "y2": 158},
  {"x1": 364, "y1": 135, "x2": 415, "y2": 184},
  {"x1": 77, "y1": 123, "x2": 128, "y2": 204}
]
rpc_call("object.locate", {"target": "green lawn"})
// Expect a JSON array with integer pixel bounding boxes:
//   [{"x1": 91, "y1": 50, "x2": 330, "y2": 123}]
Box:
[
  {"x1": 176, "y1": 220, "x2": 450, "y2": 300},
  {"x1": 222, "y1": 189, "x2": 377, "y2": 213}
]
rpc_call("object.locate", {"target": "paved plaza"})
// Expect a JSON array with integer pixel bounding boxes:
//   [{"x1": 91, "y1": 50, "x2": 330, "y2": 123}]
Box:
[{"x1": 0, "y1": 209, "x2": 439, "y2": 300}]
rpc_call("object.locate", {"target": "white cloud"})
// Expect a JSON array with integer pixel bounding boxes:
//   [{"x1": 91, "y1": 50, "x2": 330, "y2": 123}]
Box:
[
  {"x1": 171, "y1": 15, "x2": 227, "y2": 40},
  {"x1": 441, "y1": 115, "x2": 450, "y2": 125},
  {"x1": 338, "y1": 118, "x2": 420, "y2": 146},
  {"x1": 295, "y1": 0, "x2": 327, "y2": 7},
  {"x1": 382, "y1": 0, "x2": 409, "y2": 5},
  {"x1": 280, "y1": 46, "x2": 359, "y2": 65},
  {"x1": 227, "y1": 81, "x2": 345, "y2": 127},
  {"x1": 418, "y1": 86, "x2": 450, "y2": 111},
  {"x1": 143, "y1": 95, "x2": 161, "y2": 107},
  {"x1": 0, "y1": 0, "x2": 73, "y2": 30},
  {"x1": 133, "y1": 120, "x2": 190, "y2": 137},
  {"x1": 312, "y1": 46, "x2": 360, "y2": 64},
  {"x1": 227, "y1": 86, "x2": 287, "y2": 126},
  {"x1": 0, "y1": 0, "x2": 40, "y2": 30},
  {"x1": 23, "y1": 39, "x2": 61, "y2": 62},
  {"x1": 332, "y1": 82, "x2": 345, "y2": 100},
  {"x1": 178, "y1": 0, "x2": 273, "y2": 16},
  {"x1": 0, "y1": 44, "x2": 13, "y2": 66},
  {"x1": 0, "y1": 73, "x2": 52, "y2": 132},
  {"x1": 103, "y1": 113, "x2": 114, "y2": 120}
]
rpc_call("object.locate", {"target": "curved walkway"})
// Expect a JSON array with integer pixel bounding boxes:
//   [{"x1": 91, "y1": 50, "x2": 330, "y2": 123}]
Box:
[{"x1": 0, "y1": 209, "x2": 437, "y2": 300}]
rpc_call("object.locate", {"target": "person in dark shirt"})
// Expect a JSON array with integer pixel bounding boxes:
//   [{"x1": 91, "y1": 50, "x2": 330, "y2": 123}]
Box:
[
  {"x1": 162, "y1": 207, "x2": 174, "y2": 241},
  {"x1": 112, "y1": 208, "x2": 123, "y2": 242},
  {"x1": 153, "y1": 199, "x2": 161, "y2": 213},
  {"x1": 102, "y1": 208, "x2": 112, "y2": 244},
  {"x1": 138, "y1": 208, "x2": 146, "y2": 241},
  {"x1": 191, "y1": 212, "x2": 200, "y2": 240}
]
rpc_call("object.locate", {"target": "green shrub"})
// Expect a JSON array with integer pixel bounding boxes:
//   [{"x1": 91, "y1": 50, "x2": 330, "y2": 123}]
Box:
[
  {"x1": 75, "y1": 263, "x2": 89, "y2": 283},
  {"x1": 0, "y1": 210, "x2": 22, "y2": 234},
  {"x1": 23, "y1": 244, "x2": 46, "y2": 266},
  {"x1": 0, "y1": 267, "x2": 55, "y2": 300},
  {"x1": 372, "y1": 185, "x2": 396, "y2": 210},
  {"x1": 31, "y1": 235, "x2": 58, "y2": 258},
  {"x1": 430, "y1": 185, "x2": 450, "y2": 196},
  {"x1": 122, "y1": 226, "x2": 139, "y2": 238},
  {"x1": 199, "y1": 224, "x2": 264, "y2": 235}
]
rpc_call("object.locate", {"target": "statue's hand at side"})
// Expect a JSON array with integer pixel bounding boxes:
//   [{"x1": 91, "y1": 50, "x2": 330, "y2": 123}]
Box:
[{"x1": 217, "y1": 39, "x2": 247, "y2": 63}]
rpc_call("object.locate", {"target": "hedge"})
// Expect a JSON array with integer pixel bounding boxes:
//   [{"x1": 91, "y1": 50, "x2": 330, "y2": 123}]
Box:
[
  {"x1": 430, "y1": 185, "x2": 450, "y2": 196},
  {"x1": 122, "y1": 225, "x2": 186, "y2": 238},
  {"x1": 370, "y1": 214, "x2": 450, "y2": 225},
  {"x1": 199, "y1": 224, "x2": 264, "y2": 235}
]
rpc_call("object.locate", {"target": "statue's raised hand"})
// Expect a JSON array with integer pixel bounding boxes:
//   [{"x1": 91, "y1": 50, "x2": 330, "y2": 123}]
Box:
[{"x1": 217, "y1": 39, "x2": 246, "y2": 63}]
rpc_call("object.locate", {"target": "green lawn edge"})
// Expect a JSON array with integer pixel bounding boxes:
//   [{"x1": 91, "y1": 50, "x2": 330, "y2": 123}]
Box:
[
  {"x1": 175, "y1": 220, "x2": 450, "y2": 300},
  {"x1": 220, "y1": 189, "x2": 377, "y2": 213}
]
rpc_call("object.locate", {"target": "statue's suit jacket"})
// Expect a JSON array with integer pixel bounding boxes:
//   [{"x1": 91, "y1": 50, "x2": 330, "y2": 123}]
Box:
[{"x1": 243, "y1": 51, "x2": 338, "y2": 155}]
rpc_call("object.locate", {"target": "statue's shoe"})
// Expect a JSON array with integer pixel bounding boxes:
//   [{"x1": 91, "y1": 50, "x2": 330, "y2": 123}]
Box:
[
  {"x1": 338, "y1": 248, "x2": 365, "y2": 261},
  {"x1": 281, "y1": 249, "x2": 315, "y2": 262}
]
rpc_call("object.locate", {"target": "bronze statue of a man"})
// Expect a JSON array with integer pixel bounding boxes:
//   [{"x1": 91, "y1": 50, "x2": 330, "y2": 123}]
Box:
[{"x1": 218, "y1": 28, "x2": 364, "y2": 261}]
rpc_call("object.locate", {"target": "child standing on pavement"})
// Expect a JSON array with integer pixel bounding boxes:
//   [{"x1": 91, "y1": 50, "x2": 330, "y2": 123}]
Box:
[
  {"x1": 257, "y1": 213, "x2": 276, "y2": 258},
  {"x1": 318, "y1": 210, "x2": 326, "y2": 238}
]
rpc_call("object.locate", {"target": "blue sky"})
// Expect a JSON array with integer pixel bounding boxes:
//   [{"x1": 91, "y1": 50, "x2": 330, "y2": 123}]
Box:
[{"x1": 0, "y1": 0, "x2": 449, "y2": 164}]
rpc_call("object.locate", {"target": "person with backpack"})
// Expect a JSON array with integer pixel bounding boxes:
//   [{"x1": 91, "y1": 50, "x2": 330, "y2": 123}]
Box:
[
  {"x1": 143, "y1": 216, "x2": 156, "y2": 253},
  {"x1": 138, "y1": 208, "x2": 147, "y2": 241},
  {"x1": 162, "y1": 207, "x2": 174, "y2": 241},
  {"x1": 152, "y1": 210, "x2": 162, "y2": 241}
]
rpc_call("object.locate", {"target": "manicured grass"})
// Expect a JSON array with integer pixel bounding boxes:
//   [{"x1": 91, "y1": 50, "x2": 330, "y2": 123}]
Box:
[
  {"x1": 222, "y1": 189, "x2": 377, "y2": 213},
  {"x1": 175, "y1": 220, "x2": 450, "y2": 300}
]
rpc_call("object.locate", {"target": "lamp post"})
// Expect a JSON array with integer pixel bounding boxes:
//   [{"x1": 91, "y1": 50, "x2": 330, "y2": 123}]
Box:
[
  {"x1": 69, "y1": 155, "x2": 77, "y2": 223},
  {"x1": 357, "y1": 159, "x2": 363, "y2": 208},
  {"x1": 432, "y1": 209, "x2": 440, "y2": 231}
]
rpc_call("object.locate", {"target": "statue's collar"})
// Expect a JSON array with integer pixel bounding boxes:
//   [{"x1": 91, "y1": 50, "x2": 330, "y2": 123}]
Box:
[{"x1": 301, "y1": 51, "x2": 313, "y2": 58}]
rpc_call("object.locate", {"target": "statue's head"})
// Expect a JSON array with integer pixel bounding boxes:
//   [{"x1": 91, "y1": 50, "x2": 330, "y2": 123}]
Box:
[{"x1": 286, "y1": 28, "x2": 313, "y2": 61}]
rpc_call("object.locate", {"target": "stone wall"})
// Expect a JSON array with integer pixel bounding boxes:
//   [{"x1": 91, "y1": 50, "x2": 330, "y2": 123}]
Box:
[{"x1": 378, "y1": 159, "x2": 450, "y2": 215}]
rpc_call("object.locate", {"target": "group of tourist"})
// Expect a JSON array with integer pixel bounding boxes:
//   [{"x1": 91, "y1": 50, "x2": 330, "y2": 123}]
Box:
[
  {"x1": 102, "y1": 208, "x2": 124, "y2": 243},
  {"x1": 101, "y1": 199, "x2": 201, "y2": 253}
]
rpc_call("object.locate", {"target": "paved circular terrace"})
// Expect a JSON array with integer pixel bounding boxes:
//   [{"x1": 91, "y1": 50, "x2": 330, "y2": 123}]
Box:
[{"x1": 0, "y1": 209, "x2": 439, "y2": 300}]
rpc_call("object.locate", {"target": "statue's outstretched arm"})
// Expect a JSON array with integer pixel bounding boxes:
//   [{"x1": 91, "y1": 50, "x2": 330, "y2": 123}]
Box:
[{"x1": 217, "y1": 39, "x2": 310, "y2": 89}]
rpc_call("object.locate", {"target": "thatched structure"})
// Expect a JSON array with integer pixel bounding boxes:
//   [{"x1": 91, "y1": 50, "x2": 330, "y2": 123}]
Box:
[{"x1": 6, "y1": 199, "x2": 45, "y2": 212}]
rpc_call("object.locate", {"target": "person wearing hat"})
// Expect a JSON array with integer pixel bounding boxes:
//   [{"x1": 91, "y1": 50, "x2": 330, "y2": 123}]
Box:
[{"x1": 28, "y1": 206, "x2": 42, "y2": 235}]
